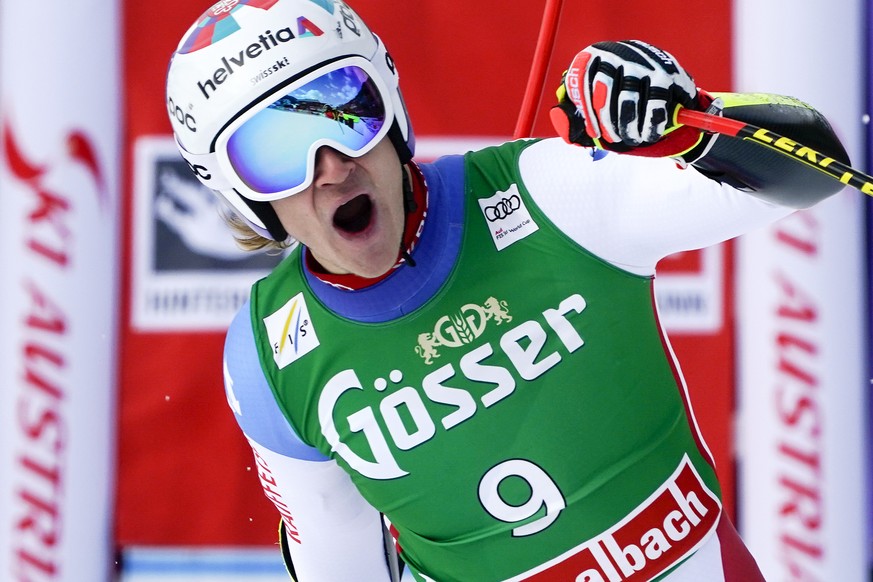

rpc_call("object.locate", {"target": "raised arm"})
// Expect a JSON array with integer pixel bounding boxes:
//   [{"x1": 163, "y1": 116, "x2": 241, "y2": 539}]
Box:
[{"x1": 549, "y1": 40, "x2": 850, "y2": 207}]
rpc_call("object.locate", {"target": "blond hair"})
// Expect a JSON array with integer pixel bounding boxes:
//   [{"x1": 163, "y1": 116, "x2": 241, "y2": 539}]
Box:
[{"x1": 220, "y1": 206, "x2": 295, "y2": 254}]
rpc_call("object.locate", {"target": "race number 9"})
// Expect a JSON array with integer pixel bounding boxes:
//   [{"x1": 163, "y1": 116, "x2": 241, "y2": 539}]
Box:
[{"x1": 478, "y1": 459, "x2": 566, "y2": 537}]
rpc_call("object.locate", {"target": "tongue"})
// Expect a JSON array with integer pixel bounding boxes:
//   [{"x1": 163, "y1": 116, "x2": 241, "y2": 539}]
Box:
[{"x1": 333, "y1": 194, "x2": 373, "y2": 233}]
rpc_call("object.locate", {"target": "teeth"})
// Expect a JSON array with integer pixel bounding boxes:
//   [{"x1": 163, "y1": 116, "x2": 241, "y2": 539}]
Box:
[{"x1": 333, "y1": 194, "x2": 372, "y2": 233}]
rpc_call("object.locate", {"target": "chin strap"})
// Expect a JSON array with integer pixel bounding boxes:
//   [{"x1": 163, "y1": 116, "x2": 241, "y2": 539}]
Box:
[{"x1": 399, "y1": 164, "x2": 417, "y2": 267}]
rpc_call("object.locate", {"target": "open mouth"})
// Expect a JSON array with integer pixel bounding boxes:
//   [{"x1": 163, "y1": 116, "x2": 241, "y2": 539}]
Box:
[{"x1": 333, "y1": 194, "x2": 373, "y2": 234}]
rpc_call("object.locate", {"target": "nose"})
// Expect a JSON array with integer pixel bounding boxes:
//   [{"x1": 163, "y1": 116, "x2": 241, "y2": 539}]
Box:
[{"x1": 312, "y1": 146, "x2": 355, "y2": 188}]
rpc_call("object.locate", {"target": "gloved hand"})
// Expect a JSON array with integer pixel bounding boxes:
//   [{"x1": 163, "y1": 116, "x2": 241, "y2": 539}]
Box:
[{"x1": 550, "y1": 40, "x2": 710, "y2": 158}]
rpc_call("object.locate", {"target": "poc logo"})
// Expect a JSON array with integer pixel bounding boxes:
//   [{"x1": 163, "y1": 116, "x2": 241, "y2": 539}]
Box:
[
  {"x1": 183, "y1": 158, "x2": 211, "y2": 181},
  {"x1": 338, "y1": 1, "x2": 361, "y2": 37},
  {"x1": 168, "y1": 96, "x2": 197, "y2": 133}
]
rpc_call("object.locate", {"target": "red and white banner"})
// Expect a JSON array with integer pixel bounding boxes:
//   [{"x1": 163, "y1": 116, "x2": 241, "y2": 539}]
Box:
[
  {"x1": 0, "y1": 1, "x2": 121, "y2": 580},
  {"x1": 734, "y1": 1, "x2": 868, "y2": 580}
]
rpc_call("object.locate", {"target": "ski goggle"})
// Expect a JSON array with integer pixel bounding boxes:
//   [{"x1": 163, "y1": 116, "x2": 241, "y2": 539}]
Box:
[{"x1": 181, "y1": 57, "x2": 394, "y2": 201}]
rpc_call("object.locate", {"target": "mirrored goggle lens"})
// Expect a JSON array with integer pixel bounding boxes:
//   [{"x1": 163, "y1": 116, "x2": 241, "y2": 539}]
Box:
[{"x1": 226, "y1": 65, "x2": 388, "y2": 195}]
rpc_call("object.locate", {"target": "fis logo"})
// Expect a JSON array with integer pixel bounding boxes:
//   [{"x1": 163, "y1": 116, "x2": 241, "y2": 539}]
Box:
[{"x1": 264, "y1": 292, "x2": 320, "y2": 368}]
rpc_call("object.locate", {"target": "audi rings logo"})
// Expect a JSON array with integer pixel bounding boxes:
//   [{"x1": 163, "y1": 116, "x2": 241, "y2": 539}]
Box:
[
  {"x1": 478, "y1": 185, "x2": 539, "y2": 251},
  {"x1": 483, "y1": 195, "x2": 521, "y2": 222}
]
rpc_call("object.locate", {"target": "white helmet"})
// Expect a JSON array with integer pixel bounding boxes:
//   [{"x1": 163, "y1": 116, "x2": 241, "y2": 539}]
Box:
[{"x1": 166, "y1": 0, "x2": 415, "y2": 240}]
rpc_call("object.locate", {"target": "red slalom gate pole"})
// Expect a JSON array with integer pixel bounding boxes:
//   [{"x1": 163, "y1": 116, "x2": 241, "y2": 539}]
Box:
[{"x1": 514, "y1": 0, "x2": 564, "y2": 139}]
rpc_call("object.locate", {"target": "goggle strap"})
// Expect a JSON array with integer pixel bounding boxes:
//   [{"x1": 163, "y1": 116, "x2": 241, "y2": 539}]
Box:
[
  {"x1": 175, "y1": 136, "x2": 233, "y2": 191},
  {"x1": 242, "y1": 196, "x2": 289, "y2": 242}
]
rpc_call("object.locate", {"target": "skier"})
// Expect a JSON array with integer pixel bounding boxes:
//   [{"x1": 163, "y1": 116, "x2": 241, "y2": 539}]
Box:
[{"x1": 165, "y1": 0, "x2": 849, "y2": 580}]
